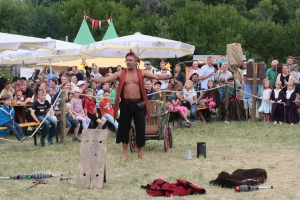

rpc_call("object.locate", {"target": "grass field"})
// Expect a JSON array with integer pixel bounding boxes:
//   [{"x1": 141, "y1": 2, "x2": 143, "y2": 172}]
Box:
[{"x1": 0, "y1": 121, "x2": 300, "y2": 200}]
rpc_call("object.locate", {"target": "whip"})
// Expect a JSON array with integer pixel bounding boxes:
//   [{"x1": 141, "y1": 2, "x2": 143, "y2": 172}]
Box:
[
  {"x1": 235, "y1": 185, "x2": 273, "y2": 192},
  {"x1": 0, "y1": 173, "x2": 63, "y2": 180}
]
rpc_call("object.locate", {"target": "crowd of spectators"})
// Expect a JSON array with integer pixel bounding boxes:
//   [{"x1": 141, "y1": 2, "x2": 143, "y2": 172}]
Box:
[{"x1": 0, "y1": 55, "x2": 299, "y2": 142}]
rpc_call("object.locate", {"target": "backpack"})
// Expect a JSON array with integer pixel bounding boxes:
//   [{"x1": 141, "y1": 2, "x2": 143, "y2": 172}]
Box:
[{"x1": 141, "y1": 178, "x2": 206, "y2": 197}]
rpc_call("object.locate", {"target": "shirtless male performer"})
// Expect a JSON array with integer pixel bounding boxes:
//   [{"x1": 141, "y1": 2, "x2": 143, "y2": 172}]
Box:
[{"x1": 92, "y1": 51, "x2": 172, "y2": 160}]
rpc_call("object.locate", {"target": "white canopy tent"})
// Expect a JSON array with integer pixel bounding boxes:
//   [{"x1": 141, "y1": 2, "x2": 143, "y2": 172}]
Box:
[
  {"x1": 0, "y1": 39, "x2": 91, "y2": 77},
  {"x1": 0, "y1": 32, "x2": 56, "y2": 52},
  {"x1": 81, "y1": 32, "x2": 195, "y2": 59}
]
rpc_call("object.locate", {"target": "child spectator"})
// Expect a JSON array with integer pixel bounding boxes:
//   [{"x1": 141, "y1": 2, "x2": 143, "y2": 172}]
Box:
[
  {"x1": 182, "y1": 80, "x2": 197, "y2": 121},
  {"x1": 84, "y1": 89, "x2": 106, "y2": 129},
  {"x1": 71, "y1": 87, "x2": 90, "y2": 129},
  {"x1": 54, "y1": 91, "x2": 81, "y2": 142},
  {"x1": 198, "y1": 80, "x2": 220, "y2": 123},
  {"x1": 270, "y1": 81, "x2": 284, "y2": 124},
  {"x1": 30, "y1": 89, "x2": 57, "y2": 146},
  {"x1": 96, "y1": 83, "x2": 110, "y2": 117},
  {"x1": 0, "y1": 81, "x2": 14, "y2": 99},
  {"x1": 218, "y1": 78, "x2": 226, "y2": 102},
  {"x1": 217, "y1": 53, "x2": 227, "y2": 70},
  {"x1": 242, "y1": 75, "x2": 253, "y2": 119},
  {"x1": 258, "y1": 80, "x2": 272, "y2": 123},
  {"x1": 167, "y1": 91, "x2": 192, "y2": 127},
  {"x1": 284, "y1": 82, "x2": 298, "y2": 124},
  {"x1": 99, "y1": 90, "x2": 119, "y2": 132},
  {"x1": 0, "y1": 94, "x2": 26, "y2": 141}
]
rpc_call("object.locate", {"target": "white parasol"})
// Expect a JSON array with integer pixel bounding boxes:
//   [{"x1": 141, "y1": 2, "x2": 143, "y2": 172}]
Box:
[
  {"x1": 81, "y1": 32, "x2": 195, "y2": 59},
  {"x1": 0, "y1": 32, "x2": 56, "y2": 52}
]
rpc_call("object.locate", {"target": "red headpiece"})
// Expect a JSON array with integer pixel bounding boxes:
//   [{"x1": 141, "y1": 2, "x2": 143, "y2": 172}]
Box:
[{"x1": 125, "y1": 50, "x2": 140, "y2": 63}]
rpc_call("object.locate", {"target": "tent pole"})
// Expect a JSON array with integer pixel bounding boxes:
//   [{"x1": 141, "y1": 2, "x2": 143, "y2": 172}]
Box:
[{"x1": 49, "y1": 59, "x2": 53, "y2": 78}]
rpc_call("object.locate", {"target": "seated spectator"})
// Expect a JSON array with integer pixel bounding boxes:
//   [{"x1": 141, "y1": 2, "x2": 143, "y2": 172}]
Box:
[
  {"x1": 11, "y1": 77, "x2": 20, "y2": 90},
  {"x1": 34, "y1": 78, "x2": 41, "y2": 84},
  {"x1": 83, "y1": 89, "x2": 106, "y2": 129},
  {"x1": 182, "y1": 80, "x2": 197, "y2": 121},
  {"x1": 90, "y1": 64, "x2": 103, "y2": 78},
  {"x1": 100, "y1": 90, "x2": 119, "y2": 132},
  {"x1": 218, "y1": 78, "x2": 226, "y2": 102},
  {"x1": 0, "y1": 94, "x2": 26, "y2": 141},
  {"x1": 167, "y1": 91, "x2": 193, "y2": 127},
  {"x1": 90, "y1": 81, "x2": 99, "y2": 94},
  {"x1": 60, "y1": 74, "x2": 69, "y2": 85},
  {"x1": 116, "y1": 65, "x2": 123, "y2": 72},
  {"x1": 44, "y1": 68, "x2": 57, "y2": 80},
  {"x1": 72, "y1": 66, "x2": 83, "y2": 81},
  {"x1": 70, "y1": 87, "x2": 91, "y2": 129},
  {"x1": 110, "y1": 80, "x2": 119, "y2": 105},
  {"x1": 145, "y1": 79, "x2": 161, "y2": 100},
  {"x1": 49, "y1": 78, "x2": 60, "y2": 100},
  {"x1": 167, "y1": 77, "x2": 183, "y2": 91},
  {"x1": 96, "y1": 83, "x2": 110, "y2": 117},
  {"x1": 54, "y1": 90, "x2": 81, "y2": 142},
  {"x1": 198, "y1": 80, "x2": 220, "y2": 122},
  {"x1": 70, "y1": 75, "x2": 78, "y2": 90},
  {"x1": 190, "y1": 73, "x2": 203, "y2": 105},
  {"x1": 15, "y1": 80, "x2": 33, "y2": 123},
  {"x1": 0, "y1": 81, "x2": 14, "y2": 99},
  {"x1": 31, "y1": 82, "x2": 51, "y2": 103},
  {"x1": 77, "y1": 80, "x2": 87, "y2": 100},
  {"x1": 30, "y1": 89, "x2": 57, "y2": 146},
  {"x1": 153, "y1": 81, "x2": 162, "y2": 99}
]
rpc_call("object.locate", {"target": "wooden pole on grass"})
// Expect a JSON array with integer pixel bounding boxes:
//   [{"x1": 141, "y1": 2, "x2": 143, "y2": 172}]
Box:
[
  {"x1": 60, "y1": 90, "x2": 66, "y2": 143},
  {"x1": 252, "y1": 63, "x2": 257, "y2": 122},
  {"x1": 162, "y1": 90, "x2": 166, "y2": 110}
]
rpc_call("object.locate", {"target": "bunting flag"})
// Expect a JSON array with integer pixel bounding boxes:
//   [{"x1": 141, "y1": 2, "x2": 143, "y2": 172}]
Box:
[
  {"x1": 84, "y1": 11, "x2": 113, "y2": 30},
  {"x1": 84, "y1": 11, "x2": 88, "y2": 20}
]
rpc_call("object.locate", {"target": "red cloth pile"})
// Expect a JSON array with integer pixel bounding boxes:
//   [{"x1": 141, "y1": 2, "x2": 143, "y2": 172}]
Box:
[{"x1": 141, "y1": 178, "x2": 206, "y2": 197}]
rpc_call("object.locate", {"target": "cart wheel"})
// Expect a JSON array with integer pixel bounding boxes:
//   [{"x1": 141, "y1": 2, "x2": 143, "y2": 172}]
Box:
[
  {"x1": 168, "y1": 126, "x2": 173, "y2": 148},
  {"x1": 163, "y1": 125, "x2": 171, "y2": 152},
  {"x1": 129, "y1": 125, "x2": 136, "y2": 153}
]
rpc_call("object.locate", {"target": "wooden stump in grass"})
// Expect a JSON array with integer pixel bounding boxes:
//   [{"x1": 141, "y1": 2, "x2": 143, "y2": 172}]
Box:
[{"x1": 77, "y1": 129, "x2": 108, "y2": 189}]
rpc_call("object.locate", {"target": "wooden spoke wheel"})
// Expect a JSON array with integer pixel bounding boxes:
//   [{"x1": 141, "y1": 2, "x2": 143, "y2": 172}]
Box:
[
  {"x1": 163, "y1": 125, "x2": 173, "y2": 152},
  {"x1": 129, "y1": 125, "x2": 136, "y2": 153}
]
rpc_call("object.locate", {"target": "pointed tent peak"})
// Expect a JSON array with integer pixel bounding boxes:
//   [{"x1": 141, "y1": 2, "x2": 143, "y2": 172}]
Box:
[
  {"x1": 102, "y1": 21, "x2": 118, "y2": 41},
  {"x1": 73, "y1": 18, "x2": 95, "y2": 45},
  {"x1": 134, "y1": 32, "x2": 142, "y2": 35}
]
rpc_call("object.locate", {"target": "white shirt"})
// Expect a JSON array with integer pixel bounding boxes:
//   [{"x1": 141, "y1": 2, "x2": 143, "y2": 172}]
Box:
[
  {"x1": 155, "y1": 70, "x2": 171, "y2": 90},
  {"x1": 199, "y1": 64, "x2": 215, "y2": 89},
  {"x1": 183, "y1": 88, "x2": 197, "y2": 102},
  {"x1": 286, "y1": 90, "x2": 294, "y2": 99},
  {"x1": 192, "y1": 69, "x2": 201, "y2": 76},
  {"x1": 274, "y1": 89, "x2": 281, "y2": 99},
  {"x1": 91, "y1": 72, "x2": 103, "y2": 78},
  {"x1": 31, "y1": 94, "x2": 51, "y2": 103}
]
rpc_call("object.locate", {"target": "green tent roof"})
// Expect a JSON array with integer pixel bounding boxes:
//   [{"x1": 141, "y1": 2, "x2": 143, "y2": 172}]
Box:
[
  {"x1": 74, "y1": 19, "x2": 95, "y2": 45},
  {"x1": 102, "y1": 21, "x2": 118, "y2": 41}
]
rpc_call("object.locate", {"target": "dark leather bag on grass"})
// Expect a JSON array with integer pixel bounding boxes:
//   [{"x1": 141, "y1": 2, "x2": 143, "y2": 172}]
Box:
[{"x1": 209, "y1": 168, "x2": 267, "y2": 188}]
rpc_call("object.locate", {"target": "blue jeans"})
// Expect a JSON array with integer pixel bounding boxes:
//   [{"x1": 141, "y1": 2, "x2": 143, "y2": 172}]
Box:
[
  {"x1": 181, "y1": 102, "x2": 197, "y2": 120},
  {"x1": 36, "y1": 115, "x2": 57, "y2": 138},
  {"x1": 57, "y1": 113, "x2": 79, "y2": 128},
  {"x1": 3, "y1": 121, "x2": 25, "y2": 141},
  {"x1": 103, "y1": 113, "x2": 118, "y2": 131}
]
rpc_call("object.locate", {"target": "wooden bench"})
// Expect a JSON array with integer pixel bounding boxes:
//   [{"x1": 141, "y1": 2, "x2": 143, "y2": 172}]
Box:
[
  {"x1": 0, "y1": 121, "x2": 59, "y2": 145},
  {"x1": 169, "y1": 106, "x2": 209, "y2": 128}
]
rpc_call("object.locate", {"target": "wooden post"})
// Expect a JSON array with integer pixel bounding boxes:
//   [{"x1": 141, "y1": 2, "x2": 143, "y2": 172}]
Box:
[
  {"x1": 224, "y1": 85, "x2": 229, "y2": 121},
  {"x1": 252, "y1": 63, "x2": 257, "y2": 122},
  {"x1": 162, "y1": 90, "x2": 166, "y2": 110},
  {"x1": 77, "y1": 129, "x2": 108, "y2": 189},
  {"x1": 60, "y1": 90, "x2": 66, "y2": 143}
]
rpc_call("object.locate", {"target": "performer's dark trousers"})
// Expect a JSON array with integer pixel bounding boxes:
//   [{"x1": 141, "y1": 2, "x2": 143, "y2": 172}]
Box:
[{"x1": 116, "y1": 101, "x2": 146, "y2": 147}]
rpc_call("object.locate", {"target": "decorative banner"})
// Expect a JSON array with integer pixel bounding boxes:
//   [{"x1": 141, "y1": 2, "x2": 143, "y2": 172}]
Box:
[{"x1": 84, "y1": 11, "x2": 113, "y2": 30}]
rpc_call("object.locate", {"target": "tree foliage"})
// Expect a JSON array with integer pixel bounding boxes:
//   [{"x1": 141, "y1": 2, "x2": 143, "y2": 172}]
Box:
[{"x1": 0, "y1": 0, "x2": 300, "y2": 65}]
